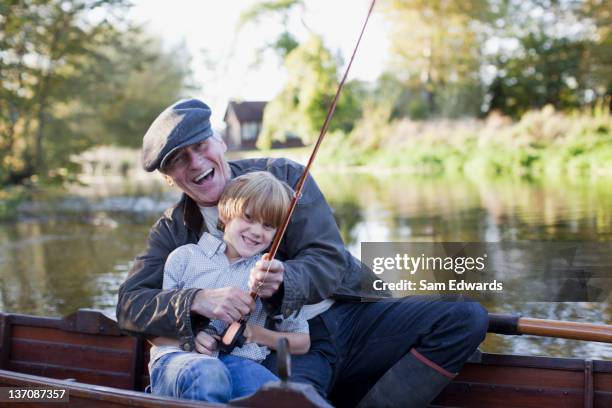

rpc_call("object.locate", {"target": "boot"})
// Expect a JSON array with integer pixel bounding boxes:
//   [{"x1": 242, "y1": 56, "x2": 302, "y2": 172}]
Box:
[{"x1": 356, "y1": 349, "x2": 454, "y2": 408}]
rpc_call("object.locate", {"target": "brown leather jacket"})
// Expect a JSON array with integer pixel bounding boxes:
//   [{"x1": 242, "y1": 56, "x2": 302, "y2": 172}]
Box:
[{"x1": 116, "y1": 158, "x2": 384, "y2": 349}]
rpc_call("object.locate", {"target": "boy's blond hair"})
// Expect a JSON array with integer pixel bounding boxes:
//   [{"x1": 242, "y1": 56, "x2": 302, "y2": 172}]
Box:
[{"x1": 218, "y1": 171, "x2": 293, "y2": 228}]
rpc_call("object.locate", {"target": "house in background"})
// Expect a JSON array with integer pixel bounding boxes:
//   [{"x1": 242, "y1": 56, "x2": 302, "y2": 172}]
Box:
[
  {"x1": 223, "y1": 101, "x2": 267, "y2": 150},
  {"x1": 223, "y1": 100, "x2": 304, "y2": 150}
]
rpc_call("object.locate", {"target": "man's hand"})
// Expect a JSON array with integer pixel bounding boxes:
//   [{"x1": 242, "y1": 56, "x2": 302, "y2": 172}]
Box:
[
  {"x1": 191, "y1": 287, "x2": 255, "y2": 324},
  {"x1": 249, "y1": 253, "x2": 284, "y2": 298},
  {"x1": 194, "y1": 331, "x2": 219, "y2": 355}
]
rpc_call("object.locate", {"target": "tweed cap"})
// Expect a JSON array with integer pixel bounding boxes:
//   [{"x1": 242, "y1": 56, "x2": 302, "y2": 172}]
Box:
[{"x1": 142, "y1": 98, "x2": 213, "y2": 172}]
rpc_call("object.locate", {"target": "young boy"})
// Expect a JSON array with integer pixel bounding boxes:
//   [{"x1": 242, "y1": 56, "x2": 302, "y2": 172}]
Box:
[{"x1": 148, "y1": 171, "x2": 310, "y2": 403}]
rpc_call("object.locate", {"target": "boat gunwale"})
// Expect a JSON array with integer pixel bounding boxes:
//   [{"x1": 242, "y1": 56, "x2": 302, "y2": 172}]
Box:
[
  {"x1": 0, "y1": 309, "x2": 122, "y2": 336},
  {"x1": 0, "y1": 309, "x2": 611, "y2": 407},
  {"x1": 1, "y1": 309, "x2": 610, "y2": 372}
]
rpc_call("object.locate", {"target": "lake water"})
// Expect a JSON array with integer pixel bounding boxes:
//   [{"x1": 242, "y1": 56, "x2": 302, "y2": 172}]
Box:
[{"x1": 0, "y1": 171, "x2": 610, "y2": 360}]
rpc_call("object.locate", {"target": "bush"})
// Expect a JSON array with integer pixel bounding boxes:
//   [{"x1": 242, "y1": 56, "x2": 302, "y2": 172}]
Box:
[{"x1": 318, "y1": 106, "x2": 612, "y2": 178}]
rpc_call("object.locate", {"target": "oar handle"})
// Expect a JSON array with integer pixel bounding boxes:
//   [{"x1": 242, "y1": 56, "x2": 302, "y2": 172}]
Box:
[{"x1": 488, "y1": 313, "x2": 612, "y2": 343}]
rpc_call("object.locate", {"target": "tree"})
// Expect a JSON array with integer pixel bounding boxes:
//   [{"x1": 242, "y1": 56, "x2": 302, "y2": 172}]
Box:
[
  {"x1": 238, "y1": 0, "x2": 304, "y2": 63},
  {"x1": 485, "y1": 0, "x2": 609, "y2": 116},
  {"x1": 488, "y1": 34, "x2": 586, "y2": 117},
  {"x1": 581, "y1": 0, "x2": 612, "y2": 107},
  {"x1": 257, "y1": 35, "x2": 364, "y2": 148},
  {"x1": 381, "y1": 0, "x2": 493, "y2": 117},
  {"x1": 1, "y1": 0, "x2": 128, "y2": 183},
  {"x1": 77, "y1": 36, "x2": 194, "y2": 149},
  {"x1": 0, "y1": 0, "x2": 192, "y2": 186}
]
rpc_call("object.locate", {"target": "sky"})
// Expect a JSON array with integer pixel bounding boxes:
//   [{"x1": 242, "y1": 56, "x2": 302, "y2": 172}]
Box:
[{"x1": 129, "y1": 0, "x2": 390, "y2": 128}]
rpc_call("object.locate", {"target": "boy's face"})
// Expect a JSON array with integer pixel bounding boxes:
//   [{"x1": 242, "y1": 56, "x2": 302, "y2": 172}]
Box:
[{"x1": 223, "y1": 213, "x2": 276, "y2": 258}]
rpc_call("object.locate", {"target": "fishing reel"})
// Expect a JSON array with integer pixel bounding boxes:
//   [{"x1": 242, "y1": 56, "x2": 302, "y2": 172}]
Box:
[
  {"x1": 220, "y1": 321, "x2": 292, "y2": 381},
  {"x1": 219, "y1": 320, "x2": 248, "y2": 353}
]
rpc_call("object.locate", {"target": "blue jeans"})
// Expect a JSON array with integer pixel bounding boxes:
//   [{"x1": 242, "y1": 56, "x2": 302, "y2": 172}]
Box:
[
  {"x1": 262, "y1": 296, "x2": 488, "y2": 406},
  {"x1": 149, "y1": 352, "x2": 279, "y2": 403}
]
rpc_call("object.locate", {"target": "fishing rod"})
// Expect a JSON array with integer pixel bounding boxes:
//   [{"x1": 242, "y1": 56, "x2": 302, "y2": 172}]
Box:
[{"x1": 219, "y1": 0, "x2": 378, "y2": 353}]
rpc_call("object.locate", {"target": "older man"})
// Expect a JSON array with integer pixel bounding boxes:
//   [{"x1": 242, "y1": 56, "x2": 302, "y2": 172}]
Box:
[{"x1": 117, "y1": 98, "x2": 488, "y2": 407}]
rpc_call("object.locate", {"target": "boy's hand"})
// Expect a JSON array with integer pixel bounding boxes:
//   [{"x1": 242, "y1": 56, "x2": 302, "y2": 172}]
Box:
[
  {"x1": 249, "y1": 253, "x2": 284, "y2": 298},
  {"x1": 191, "y1": 287, "x2": 255, "y2": 324},
  {"x1": 194, "y1": 331, "x2": 220, "y2": 355},
  {"x1": 244, "y1": 323, "x2": 254, "y2": 344}
]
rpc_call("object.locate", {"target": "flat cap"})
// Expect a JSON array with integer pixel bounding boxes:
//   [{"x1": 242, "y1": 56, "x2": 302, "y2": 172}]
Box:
[{"x1": 142, "y1": 98, "x2": 213, "y2": 172}]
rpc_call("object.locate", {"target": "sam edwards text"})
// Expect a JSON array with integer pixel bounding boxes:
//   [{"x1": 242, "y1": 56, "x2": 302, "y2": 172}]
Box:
[{"x1": 373, "y1": 279, "x2": 503, "y2": 292}]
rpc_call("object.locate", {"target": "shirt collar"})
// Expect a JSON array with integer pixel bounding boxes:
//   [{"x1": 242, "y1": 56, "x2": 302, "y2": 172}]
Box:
[
  {"x1": 198, "y1": 233, "x2": 262, "y2": 265},
  {"x1": 197, "y1": 232, "x2": 226, "y2": 258}
]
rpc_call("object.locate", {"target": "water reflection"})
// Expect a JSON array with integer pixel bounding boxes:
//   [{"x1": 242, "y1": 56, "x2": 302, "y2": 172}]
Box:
[
  {"x1": 315, "y1": 173, "x2": 612, "y2": 252},
  {"x1": 0, "y1": 216, "x2": 157, "y2": 316},
  {"x1": 0, "y1": 173, "x2": 610, "y2": 359},
  {"x1": 316, "y1": 172, "x2": 611, "y2": 359}
]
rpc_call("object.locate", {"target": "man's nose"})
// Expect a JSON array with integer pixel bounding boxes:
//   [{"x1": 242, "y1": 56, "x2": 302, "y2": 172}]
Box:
[{"x1": 186, "y1": 150, "x2": 204, "y2": 169}]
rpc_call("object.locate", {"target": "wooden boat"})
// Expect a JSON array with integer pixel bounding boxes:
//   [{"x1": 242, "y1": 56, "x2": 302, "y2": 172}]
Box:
[{"x1": 0, "y1": 309, "x2": 610, "y2": 407}]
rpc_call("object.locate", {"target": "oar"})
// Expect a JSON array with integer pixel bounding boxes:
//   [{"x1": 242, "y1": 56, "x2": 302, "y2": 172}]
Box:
[{"x1": 488, "y1": 313, "x2": 612, "y2": 343}]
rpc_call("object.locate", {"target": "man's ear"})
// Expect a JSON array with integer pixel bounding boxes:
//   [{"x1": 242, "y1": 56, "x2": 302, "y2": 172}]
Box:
[
  {"x1": 216, "y1": 220, "x2": 226, "y2": 232},
  {"x1": 163, "y1": 174, "x2": 174, "y2": 186},
  {"x1": 216, "y1": 213, "x2": 226, "y2": 232}
]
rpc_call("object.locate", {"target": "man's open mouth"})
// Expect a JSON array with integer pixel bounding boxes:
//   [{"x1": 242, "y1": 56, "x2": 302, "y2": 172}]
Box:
[{"x1": 193, "y1": 168, "x2": 214, "y2": 185}]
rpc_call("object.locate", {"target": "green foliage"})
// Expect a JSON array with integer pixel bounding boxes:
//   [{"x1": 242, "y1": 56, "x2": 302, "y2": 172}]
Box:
[
  {"x1": 0, "y1": 185, "x2": 28, "y2": 220},
  {"x1": 1, "y1": 0, "x2": 126, "y2": 184},
  {"x1": 580, "y1": 0, "x2": 612, "y2": 106},
  {"x1": 0, "y1": 0, "x2": 191, "y2": 186},
  {"x1": 319, "y1": 106, "x2": 612, "y2": 177},
  {"x1": 378, "y1": 0, "x2": 610, "y2": 118},
  {"x1": 258, "y1": 36, "x2": 364, "y2": 148},
  {"x1": 488, "y1": 34, "x2": 586, "y2": 117},
  {"x1": 382, "y1": 0, "x2": 492, "y2": 117},
  {"x1": 239, "y1": 0, "x2": 303, "y2": 28},
  {"x1": 238, "y1": 0, "x2": 303, "y2": 63},
  {"x1": 79, "y1": 36, "x2": 193, "y2": 149},
  {"x1": 269, "y1": 31, "x2": 300, "y2": 60},
  {"x1": 485, "y1": 0, "x2": 610, "y2": 117}
]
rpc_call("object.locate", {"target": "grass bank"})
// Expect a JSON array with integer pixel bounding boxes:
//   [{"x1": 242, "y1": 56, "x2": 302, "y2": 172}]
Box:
[
  {"x1": 0, "y1": 186, "x2": 29, "y2": 220},
  {"x1": 274, "y1": 105, "x2": 612, "y2": 178}
]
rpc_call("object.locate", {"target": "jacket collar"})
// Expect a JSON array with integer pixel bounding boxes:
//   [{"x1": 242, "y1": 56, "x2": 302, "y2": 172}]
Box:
[{"x1": 182, "y1": 194, "x2": 204, "y2": 237}]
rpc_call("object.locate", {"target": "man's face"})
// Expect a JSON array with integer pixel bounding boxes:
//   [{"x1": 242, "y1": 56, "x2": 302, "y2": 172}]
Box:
[{"x1": 162, "y1": 137, "x2": 232, "y2": 206}]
